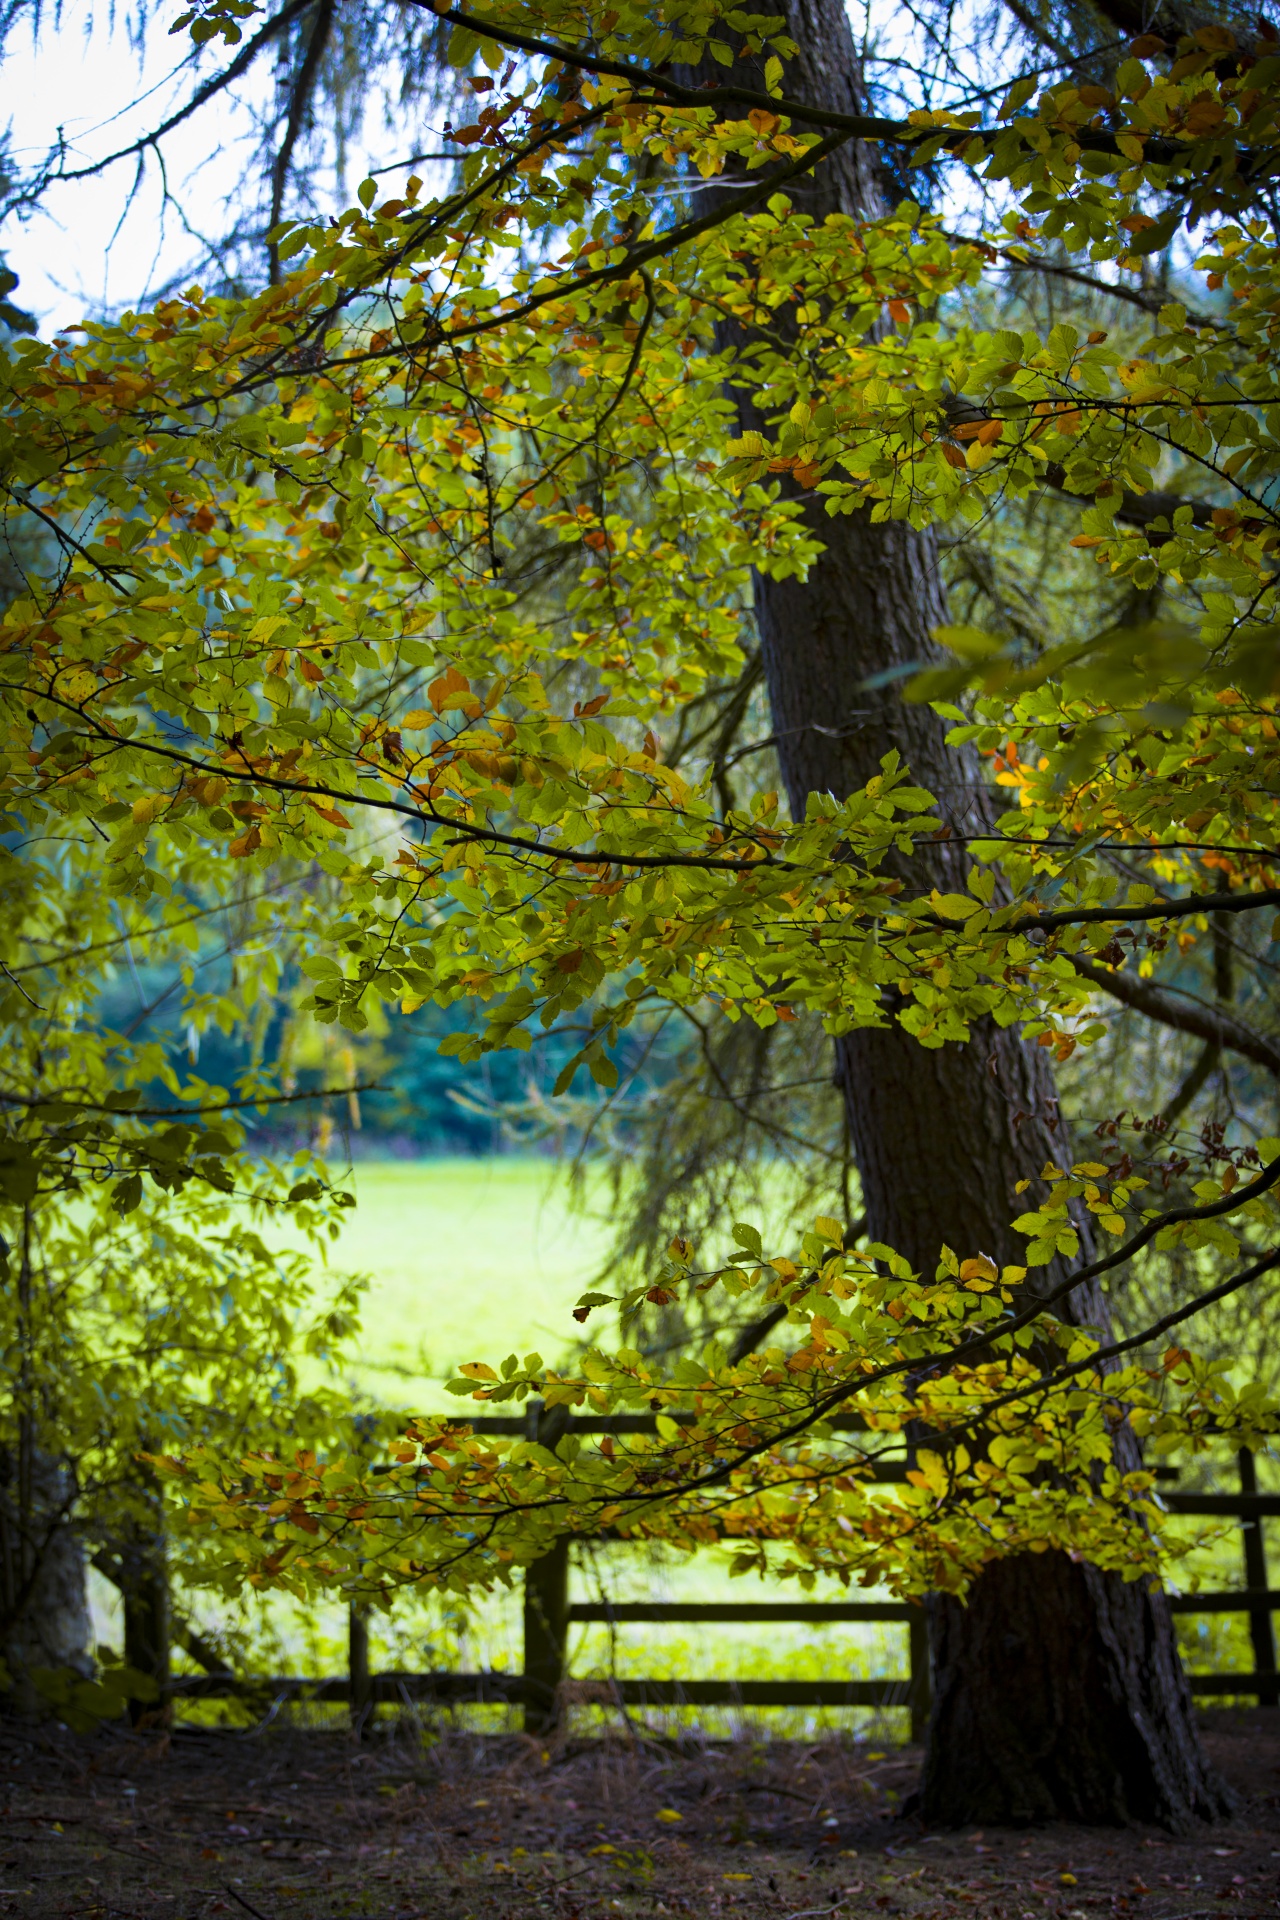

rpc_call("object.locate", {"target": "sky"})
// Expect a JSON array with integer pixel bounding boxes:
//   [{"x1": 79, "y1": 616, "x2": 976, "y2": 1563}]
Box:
[
  {"x1": 1, "y1": 0, "x2": 448, "y2": 331},
  {"x1": 4, "y1": 5, "x2": 265, "y2": 327}
]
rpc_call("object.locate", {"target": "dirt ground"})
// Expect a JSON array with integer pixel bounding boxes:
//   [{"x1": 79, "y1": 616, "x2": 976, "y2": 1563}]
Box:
[{"x1": 0, "y1": 1708, "x2": 1276, "y2": 1920}]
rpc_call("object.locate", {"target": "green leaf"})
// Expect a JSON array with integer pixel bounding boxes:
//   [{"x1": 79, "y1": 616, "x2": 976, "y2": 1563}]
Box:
[
  {"x1": 112, "y1": 1173, "x2": 144, "y2": 1215},
  {"x1": 1129, "y1": 210, "x2": 1180, "y2": 257},
  {"x1": 999, "y1": 74, "x2": 1037, "y2": 116}
]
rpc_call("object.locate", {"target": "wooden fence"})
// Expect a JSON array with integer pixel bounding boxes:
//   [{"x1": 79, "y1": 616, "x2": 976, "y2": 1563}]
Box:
[{"x1": 164, "y1": 1406, "x2": 1280, "y2": 1737}]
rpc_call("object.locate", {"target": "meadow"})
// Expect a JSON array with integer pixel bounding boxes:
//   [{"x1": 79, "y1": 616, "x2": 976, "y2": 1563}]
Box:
[{"x1": 318, "y1": 1156, "x2": 617, "y2": 1409}]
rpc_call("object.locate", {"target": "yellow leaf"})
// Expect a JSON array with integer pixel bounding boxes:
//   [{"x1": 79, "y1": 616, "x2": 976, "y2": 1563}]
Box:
[
  {"x1": 656, "y1": 1809, "x2": 683, "y2": 1823},
  {"x1": 249, "y1": 614, "x2": 292, "y2": 644},
  {"x1": 913, "y1": 1450, "x2": 948, "y2": 1496},
  {"x1": 458, "y1": 1361, "x2": 498, "y2": 1380}
]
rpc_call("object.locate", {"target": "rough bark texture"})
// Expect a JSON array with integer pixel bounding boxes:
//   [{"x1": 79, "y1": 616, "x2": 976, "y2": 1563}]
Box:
[
  {"x1": 119, "y1": 1512, "x2": 172, "y2": 1725},
  {"x1": 925, "y1": 1556, "x2": 1223, "y2": 1826},
  {"x1": 697, "y1": 0, "x2": 1229, "y2": 1827},
  {"x1": 0, "y1": 1450, "x2": 93, "y2": 1715}
]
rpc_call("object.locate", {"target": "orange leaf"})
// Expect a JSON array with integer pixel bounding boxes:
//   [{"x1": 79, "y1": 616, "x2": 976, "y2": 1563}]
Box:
[
  {"x1": 887, "y1": 299, "x2": 911, "y2": 325},
  {"x1": 1184, "y1": 96, "x2": 1225, "y2": 136},
  {"x1": 428, "y1": 665, "x2": 470, "y2": 712},
  {"x1": 310, "y1": 802, "x2": 353, "y2": 829},
  {"x1": 227, "y1": 826, "x2": 261, "y2": 857}
]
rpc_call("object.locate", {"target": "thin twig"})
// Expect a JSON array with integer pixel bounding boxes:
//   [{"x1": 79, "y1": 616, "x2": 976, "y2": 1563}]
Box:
[{"x1": 225, "y1": 1885, "x2": 275, "y2": 1920}]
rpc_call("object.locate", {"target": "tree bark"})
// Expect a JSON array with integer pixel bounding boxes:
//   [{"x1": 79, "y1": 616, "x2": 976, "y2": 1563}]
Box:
[
  {"x1": 925, "y1": 1554, "x2": 1223, "y2": 1825},
  {"x1": 699, "y1": 0, "x2": 1228, "y2": 1827},
  {"x1": 0, "y1": 1448, "x2": 93, "y2": 1714}
]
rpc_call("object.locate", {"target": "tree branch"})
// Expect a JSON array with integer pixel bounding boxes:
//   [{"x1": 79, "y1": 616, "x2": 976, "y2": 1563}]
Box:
[
  {"x1": 10, "y1": 0, "x2": 316, "y2": 206},
  {"x1": 1070, "y1": 954, "x2": 1280, "y2": 1076},
  {"x1": 406, "y1": 1, "x2": 1194, "y2": 170},
  {"x1": 1154, "y1": 1037, "x2": 1220, "y2": 1134}
]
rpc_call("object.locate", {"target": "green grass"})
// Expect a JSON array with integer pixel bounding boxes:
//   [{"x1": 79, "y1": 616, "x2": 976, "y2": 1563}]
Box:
[{"x1": 307, "y1": 1157, "x2": 616, "y2": 1409}]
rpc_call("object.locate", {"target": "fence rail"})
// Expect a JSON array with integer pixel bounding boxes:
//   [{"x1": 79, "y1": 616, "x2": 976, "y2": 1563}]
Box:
[{"x1": 159, "y1": 1410, "x2": 1279, "y2": 1730}]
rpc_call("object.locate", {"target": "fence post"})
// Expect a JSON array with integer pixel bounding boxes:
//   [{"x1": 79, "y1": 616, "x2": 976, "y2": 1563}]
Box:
[
  {"x1": 120, "y1": 1470, "x2": 171, "y2": 1726},
  {"x1": 907, "y1": 1605, "x2": 931, "y2": 1745},
  {"x1": 523, "y1": 1398, "x2": 570, "y2": 1735},
  {"x1": 349, "y1": 1605, "x2": 373, "y2": 1733},
  {"x1": 122, "y1": 1558, "x2": 170, "y2": 1726},
  {"x1": 1237, "y1": 1450, "x2": 1278, "y2": 1707}
]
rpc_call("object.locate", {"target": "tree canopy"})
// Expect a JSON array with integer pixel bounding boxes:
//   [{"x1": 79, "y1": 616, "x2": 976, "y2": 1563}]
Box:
[{"x1": 2, "y1": 0, "x2": 1279, "y2": 1631}]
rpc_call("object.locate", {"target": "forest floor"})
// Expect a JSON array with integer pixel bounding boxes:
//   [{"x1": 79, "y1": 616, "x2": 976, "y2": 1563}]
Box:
[{"x1": 0, "y1": 1708, "x2": 1276, "y2": 1920}]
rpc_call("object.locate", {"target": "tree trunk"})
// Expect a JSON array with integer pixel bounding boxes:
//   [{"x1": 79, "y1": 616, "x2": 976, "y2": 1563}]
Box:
[
  {"x1": 0, "y1": 1448, "x2": 93, "y2": 1714},
  {"x1": 924, "y1": 1557, "x2": 1223, "y2": 1826},
  {"x1": 702, "y1": 0, "x2": 1228, "y2": 1827},
  {"x1": 119, "y1": 1521, "x2": 171, "y2": 1726}
]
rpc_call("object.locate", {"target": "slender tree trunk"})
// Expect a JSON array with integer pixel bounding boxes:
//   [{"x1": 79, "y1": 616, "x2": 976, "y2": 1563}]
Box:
[
  {"x1": 0, "y1": 1209, "x2": 93, "y2": 1711},
  {"x1": 699, "y1": 0, "x2": 1227, "y2": 1826},
  {"x1": 0, "y1": 1449, "x2": 93, "y2": 1713}
]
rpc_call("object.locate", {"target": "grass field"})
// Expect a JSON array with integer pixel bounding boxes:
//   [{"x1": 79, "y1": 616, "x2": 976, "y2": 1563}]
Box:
[{"x1": 305, "y1": 1156, "x2": 616, "y2": 1410}]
